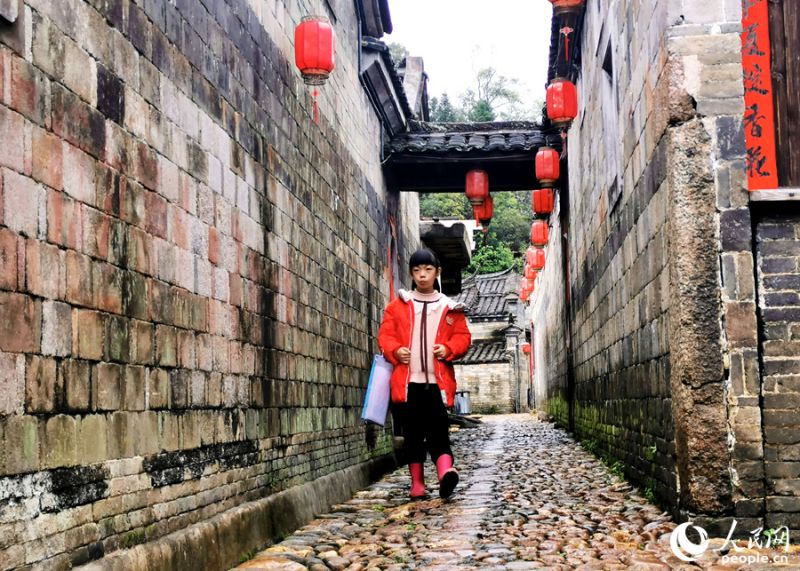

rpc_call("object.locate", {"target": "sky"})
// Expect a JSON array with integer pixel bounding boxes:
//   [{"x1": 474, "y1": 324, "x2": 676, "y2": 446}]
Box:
[{"x1": 387, "y1": 0, "x2": 554, "y2": 114}]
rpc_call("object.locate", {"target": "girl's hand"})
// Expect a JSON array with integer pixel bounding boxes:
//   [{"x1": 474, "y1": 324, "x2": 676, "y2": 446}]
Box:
[
  {"x1": 433, "y1": 344, "x2": 448, "y2": 360},
  {"x1": 394, "y1": 347, "x2": 411, "y2": 364}
]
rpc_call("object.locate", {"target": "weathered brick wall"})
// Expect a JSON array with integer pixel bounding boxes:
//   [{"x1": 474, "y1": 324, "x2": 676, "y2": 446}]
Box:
[
  {"x1": 542, "y1": 0, "x2": 675, "y2": 505},
  {"x1": 756, "y1": 207, "x2": 800, "y2": 533},
  {"x1": 0, "y1": 0, "x2": 417, "y2": 568},
  {"x1": 529, "y1": 201, "x2": 569, "y2": 425},
  {"x1": 454, "y1": 362, "x2": 515, "y2": 414},
  {"x1": 530, "y1": 0, "x2": 761, "y2": 528}
]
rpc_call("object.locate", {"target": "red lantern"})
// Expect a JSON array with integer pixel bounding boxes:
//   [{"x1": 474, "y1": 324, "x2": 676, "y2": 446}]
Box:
[
  {"x1": 535, "y1": 146, "x2": 560, "y2": 186},
  {"x1": 525, "y1": 247, "x2": 537, "y2": 268},
  {"x1": 546, "y1": 78, "x2": 578, "y2": 126},
  {"x1": 472, "y1": 194, "x2": 493, "y2": 225},
  {"x1": 530, "y1": 248, "x2": 545, "y2": 270},
  {"x1": 525, "y1": 266, "x2": 539, "y2": 281},
  {"x1": 466, "y1": 170, "x2": 489, "y2": 205},
  {"x1": 532, "y1": 188, "x2": 554, "y2": 215},
  {"x1": 548, "y1": 0, "x2": 585, "y2": 13},
  {"x1": 295, "y1": 16, "x2": 336, "y2": 122},
  {"x1": 295, "y1": 17, "x2": 335, "y2": 84},
  {"x1": 531, "y1": 220, "x2": 549, "y2": 246},
  {"x1": 520, "y1": 279, "x2": 533, "y2": 302},
  {"x1": 521, "y1": 342, "x2": 531, "y2": 355}
]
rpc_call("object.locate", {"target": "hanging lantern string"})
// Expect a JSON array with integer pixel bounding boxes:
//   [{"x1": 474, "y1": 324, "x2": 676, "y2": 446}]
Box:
[{"x1": 560, "y1": 129, "x2": 568, "y2": 159}]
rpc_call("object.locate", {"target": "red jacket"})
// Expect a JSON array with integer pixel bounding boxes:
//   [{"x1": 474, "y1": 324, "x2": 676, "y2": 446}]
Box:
[{"x1": 377, "y1": 289, "x2": 471, "y2": 407}]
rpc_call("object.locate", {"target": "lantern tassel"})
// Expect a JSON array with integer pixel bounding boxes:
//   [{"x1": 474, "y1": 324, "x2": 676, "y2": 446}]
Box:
[
  {"x1": 560, "y1": 129, "x2": 569, "y2": 159},
  {"x1": 312, "y1": 88, "x2": 319, "y2": 124}
]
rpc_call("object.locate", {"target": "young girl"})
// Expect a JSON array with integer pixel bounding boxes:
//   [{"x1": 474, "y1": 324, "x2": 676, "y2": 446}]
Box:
[{"x1": 378, "y1": 248, "x2": 472, "y2": 499}]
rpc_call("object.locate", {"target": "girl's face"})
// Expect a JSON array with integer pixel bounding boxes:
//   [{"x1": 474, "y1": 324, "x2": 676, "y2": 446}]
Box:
[{"x1": 411, "y1": 264, "x2": 440, "y2": 292}]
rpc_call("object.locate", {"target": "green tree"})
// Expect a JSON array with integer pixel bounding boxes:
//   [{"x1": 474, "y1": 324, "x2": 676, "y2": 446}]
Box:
[
  {"x1": 487, "y1": 192, "x2": 532, "y2": 253},
  {"x1": 468, "y1": 100, "x2": 495, "y2": 122},
  {"x1": 465, "y1": 241, "x2": 515, "y2": 274},
  {"x1": 429, "y1": 93, "x2": 461, "y2": 122},
  {"x1": 461, "y1": 67, "x2": 525, "y2": 122},
  {"x1": 419, "y1": 192, "x2": 472, "y2": 219}
]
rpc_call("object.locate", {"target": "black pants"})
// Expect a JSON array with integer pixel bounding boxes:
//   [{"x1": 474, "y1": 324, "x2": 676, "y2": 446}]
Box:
[{"x1": 394, "y1": 383, "x2": 453, "y2": 465}]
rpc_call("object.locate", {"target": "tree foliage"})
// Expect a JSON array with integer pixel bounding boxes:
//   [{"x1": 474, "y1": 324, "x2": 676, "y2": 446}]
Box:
[
  {"x1": 465, "y1": 240, "x2": 515, "y2": 274},
  {"x1": 429, "y1": 93, "x2": 462, "y2": 122},
  {"x1": 419, "y1": 192, "x2": 472, "y2": 219},
  {"x1": 387, "y1": 42, "x2": 409, "y2": 68},
  {"x1": 421, "y1": 191, "x2": 534, "y2": 275}
]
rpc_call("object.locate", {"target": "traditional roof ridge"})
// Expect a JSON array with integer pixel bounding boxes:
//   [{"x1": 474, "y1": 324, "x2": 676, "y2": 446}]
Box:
[
  {"x1": 408, "y1": 119, "x2": 545, "y2": 134},
  {"x1": 456, "y1": 339, "x2": 510, "y2": 364}
]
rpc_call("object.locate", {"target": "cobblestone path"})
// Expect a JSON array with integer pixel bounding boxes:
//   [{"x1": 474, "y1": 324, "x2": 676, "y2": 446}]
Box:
[{"x1": 234, "y1": 415, "x2": 800, "y2": 570}]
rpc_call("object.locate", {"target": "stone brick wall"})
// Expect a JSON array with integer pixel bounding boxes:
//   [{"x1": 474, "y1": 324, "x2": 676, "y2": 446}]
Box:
[
  {"x1": 755, "y1": 206, "x2": 800, "y2": 533},
  {"x1": 0, "y1": 0, "x2": 417, "y2": 568},
  {"x1": 529, "y1": 0, "x2": 763, "y2": 529},
  {"x1": 454, "y1": 362, "x2": 515, "y2": 414},
  {"x1": 529, "y1": 201, "x2": 569, "y2": 424}
]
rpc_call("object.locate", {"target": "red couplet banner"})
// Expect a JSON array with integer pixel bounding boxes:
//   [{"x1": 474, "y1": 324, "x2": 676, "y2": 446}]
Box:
[{"x1": 741, "y1": 0, "x2": 779, "y2": 190}]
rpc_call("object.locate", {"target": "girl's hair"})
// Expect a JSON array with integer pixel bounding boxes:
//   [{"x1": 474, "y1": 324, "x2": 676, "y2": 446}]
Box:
[{"x1": 408, "y1": 248, "x2": 441, "y2": 271}]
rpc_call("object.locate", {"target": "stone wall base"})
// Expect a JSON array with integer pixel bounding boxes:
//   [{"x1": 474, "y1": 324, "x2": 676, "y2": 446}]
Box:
[{"x1": 76, "y1": 455, "x2": 397, "y2": 571}]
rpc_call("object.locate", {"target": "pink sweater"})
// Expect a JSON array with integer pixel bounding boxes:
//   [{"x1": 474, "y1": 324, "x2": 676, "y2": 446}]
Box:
[{"x1": 409, "y1": 291, "x2": 443, "y2": 384}]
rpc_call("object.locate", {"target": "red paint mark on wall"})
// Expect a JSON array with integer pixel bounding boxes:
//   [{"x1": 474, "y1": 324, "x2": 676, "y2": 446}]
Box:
[{"x1": 742, "y1": 0, "x2": 778, "y2": 190}]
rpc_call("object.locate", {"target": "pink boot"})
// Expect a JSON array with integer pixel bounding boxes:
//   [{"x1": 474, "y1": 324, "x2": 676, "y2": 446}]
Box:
[
  {"x1": 435, "y1": 454, "x2": 459, "y2": 499},
  {"x1": 409, "y1": 463, "x2": 427, "y2": 499}
]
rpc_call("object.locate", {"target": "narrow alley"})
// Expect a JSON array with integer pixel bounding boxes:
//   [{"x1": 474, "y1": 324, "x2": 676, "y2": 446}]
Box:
[{"x1": 235, "y1": 416, "x2": 799, "y2": 570}]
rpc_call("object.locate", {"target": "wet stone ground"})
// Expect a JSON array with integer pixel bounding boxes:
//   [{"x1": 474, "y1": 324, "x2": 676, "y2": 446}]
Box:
[{"x1": 234, "y1": 415, "x2": 800, "y2": 570}]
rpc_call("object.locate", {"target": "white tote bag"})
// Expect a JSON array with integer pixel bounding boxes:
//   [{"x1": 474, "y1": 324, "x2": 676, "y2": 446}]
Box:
[{"x1": 361, "y1": 355, "x2": 393, "y2": 425}]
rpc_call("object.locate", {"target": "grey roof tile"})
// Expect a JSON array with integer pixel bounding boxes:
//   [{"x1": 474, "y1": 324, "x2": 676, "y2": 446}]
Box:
[{"x1": 456, "y1": 340, "x2": 509, "y2": 364}]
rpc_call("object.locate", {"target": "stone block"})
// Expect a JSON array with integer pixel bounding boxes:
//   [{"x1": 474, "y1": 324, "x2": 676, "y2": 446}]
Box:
[
  {"x1": 0, "y1": 291, "x2": 39, "y2": 352},
  {"x1": 31, "y1": 126, "x2": 63, "y2": 190},
  {"x1": 105, "y1": 314, "x2": 130, "y2": 362},
  {"x1": 40, "y1": 414, "x2": 77, "y2": 469},
  {"x1": 3, "y1": 168, "x2": 44, "y2": 237},
  {"x1": 0, "y1": 105, "x2": 28, "y2": 173},
  {"x1": 206, "y1": 372, "x2": 221, "y2": 407},
  {"x1": 170, "y1": 369, "x2": 189, "y2": 408},
  {"x1": 0, "y1": 227, "x2": 18, "y2": 290},
  {"x1": 147, "y1": 368, "x2": 170, "y2": 410},
  {"x1": 62, "y1": 359, "x2": 91, "y2": 412},
  {"x1": 82, "y1": 205, "x2": 112, "y2": 260},
  {"x1": 9, "y1": 53, "x2": 48, "y2": 125},
  {"x1": 65, "y1": 250, "x2": 94, "y2": 307},
  {"x1": 725, "y1": 302, "x2": 758, "y2": 348},
  {"x1": 177, "y1": 329, "x2": 195, "y2": 368},
  {"x1": 47, "y1": 189, "x2": 83, "y2": 249},
  {"x1": 190, "y1": 371, "x2": 205, "y2": 407},
  {"x1": 136, "y1": 410, "x2": 159, "y2": 456},
  {"x1": 96, "y1": 64, "x2": 125, "y2": 125},
  {"x1": 62, "y1": 143, "x2": 97, "y2": 206},
  {"x1": 3, "y1": 413, "x2": 39, "y2": 473},
  {"x1": 213, "y1": 335, "x2": 229, "y2": 372},
  {"x1": 77, "y1": 413, "x2": 107, "y2": 465},
  {"x1": 131, "y1": 319, "x2": 154, "y2": 365},
  {"x1": 126, "y1": 226, "x2": 152, "y2": 275},
  {"x1": 0, "y1": 350, "x2": 23, "y2": 415},
  {"x1": 107, "y1": 411, "x2": 136, "y2": 459},
  {"x1": 42, "y1": 300, "x2": 72, "y2": 357},
  {"x1": 73, "y1": 309, "x2": 105, "y2": 361},
  {"x1": 93, "y1": 362, "x2": 123, "y2": 411},
  {"x1": 123, "y1": 365, "x2": 146, "y2": 411},
  {"x1": 62, "y1": 36, "x2": 97, "y2": 106},
  {"x1": 92, "y1": 261, "x2": 123, "y2": 314},
  {"x1": 26, "y1": 238, "x2": 66, "y2": 299},
  {"x1": 155, "y1": 324, "x2": 177, "y2": 366},
  {"x1": 51, "y1": 82, "x2": 106, "y2": 161},
  {"x1": 25, "y1": 354, "x2": 58, "y2": 413}
]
